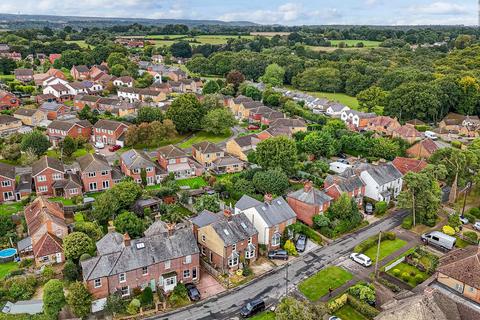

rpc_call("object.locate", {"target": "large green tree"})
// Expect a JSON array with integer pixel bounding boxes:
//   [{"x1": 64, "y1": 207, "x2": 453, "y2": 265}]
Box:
[
  {"x1": 114, "y1": 211, "x2": 145, "y2": 239},
  {"x1": 193, "y1": 195, "x2": 220, "y2": 213},
  {"x1": 302, "y1": 131, "x2": 340, "y2": 159},
  {"x1": 66, "y1": 282, "x2": 92, "y2": 318},
  {"x1": 63, "y1": 232, "x2": 95, "y2": 261},
  {"x1": 166, "y1": 94, "x2": 205, "y2": 133},
  {"x1": 43, "y1": 279, "x2": 66, "y2": 319},
  {"x1": 356, "y1": 86, "x2": 387, "y2": 112},
  {"x1": 252, "y1": 169, "x2": 290, "y2": 195},
  {"x1": 255, "y1": 136, "x2": 298, "y2": 174},
  {"x1": 202, "y1": 108, "x2": 236, "y2": 134},
  {"x1": 260, "y1": 63, "x2": 285, "y2": 86},
  {"x1": 21, "y1": 130, "x2": 51, "y2": 156},
  {"x1": 292, "y1": 67, "x2": 342, "y2": 92}
]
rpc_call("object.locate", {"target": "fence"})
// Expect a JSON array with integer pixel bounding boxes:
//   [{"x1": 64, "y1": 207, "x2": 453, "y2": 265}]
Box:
[{"x1": 385, "y1": 256, "x2": 405, "y2": 272}]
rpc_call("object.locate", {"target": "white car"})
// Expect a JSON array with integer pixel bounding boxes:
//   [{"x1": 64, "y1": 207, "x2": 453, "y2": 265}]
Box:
[
  {"x1": 459, "y1": 215, "x2": 469, "y2": 224},
  {"x1": 473, "y1": 221, "x2": 480, "y2": 231},
  {"x1": 350, "y1": 253, "x2": 372, "y2": 267},
  {"x1": 94, "y1": 142, "x2": 105, "y2": 149}
]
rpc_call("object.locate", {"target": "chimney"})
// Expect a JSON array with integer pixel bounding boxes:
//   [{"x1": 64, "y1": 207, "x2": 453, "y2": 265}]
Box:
[
  {"x1": 223, "y1": 208, "x2": 232, "y2": 220},
  {"x1": 107, "y1": 221, "x2": 116, "y2": 233},
  {"x1": 264, "y1": 193, "x2": 273, "y2": 205},
  {"x1": 123, "y1": 233, "x2": 131, "y2": 247},
  {"x1": 154, "y1": 214, "x2": 162, "y2": 222},
  {"x1": 166, "y1": 223, "x2": 175, "y2": 236},
  {"x1": 303, "y1": 181, "x2": 313, "y2": 192}
]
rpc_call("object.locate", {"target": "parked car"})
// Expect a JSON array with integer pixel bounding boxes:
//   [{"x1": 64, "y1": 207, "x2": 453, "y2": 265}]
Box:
[
  {"x1": 268, "y1": 250, "x2": 289, "y2": 261},
  {"x1": 349, "y1": 253, "x2": 372, "y2": 267},
  {"x1": 247, "y1": 124, "x2": 260, "y2": 131},
  {"x1": 94, "y1": 142, "x2": 105, "y2": 149},
  {"x1": 295, "y1": 234, "x2": 307, "y2": 253},
  {"x1": 365, "y1": 203, "x2": 374, "y2": 215},
  {"x1": 108, "y1": 145, "x2": 121, "y2": 152},
  {"x1": 240, "y1": 299, "x2": 265, "y2": 318},
  {"x1": 459, "y1": 215, "x2": 469, "y2": 224},
  {"x1": 328, "y1": 317, "x2": 341, "y2": 320},
  {"x1": 473, "y1": 221, "x2": 480, "y2": 231},
  {"x1": 421, "y1": 231, "x2": 456, "y2": 250},
  {"x1": 185, "y1": 283, "x2": 201, "y2": 301}
]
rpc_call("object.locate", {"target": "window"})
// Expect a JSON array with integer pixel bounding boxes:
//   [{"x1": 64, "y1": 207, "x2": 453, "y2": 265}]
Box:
[
  {"x1": 142, "y1": 266, "x2": 148, "y2": 276},
  {"x1": 94, "y1": 279, "x2": 102, "y2": 288},
  {"x1": 69, "y1": 188, "x2": 78, "y2": 195},
  {"x1": 248, "y1": 237, "x2": 252, "y2": 244},
  {"x1": 89, "y1": 182, "x2": 97, "y2": 191},
  {"x1": 184, "y1": 255, "x2": 191, "y2": 264},
  {"x1": 164, "y1": 260, "x2": 171, "y2": 269},
  {"x1": 101, "y1": 170, "x2": 109, "y2": 176},
  {"x1": 1, "y1": 180, "x2": 11, "y2": 187},
  {"x1": 232, "y1": 244, "x2": 236, "y2": 252},
  {"x1": 165, "y1": 277, "x2": 175, "y2": 286},
  {"x1": 272, "y1": 233, "x2": 281, "y2": 247},
  {"x1": 52, "y1": 173, "x2": 62, "y2": 180},
  {"x1": 119, "y1": 273, "x2": 126, "y2": 283},
  {"x1": 201, "y1": 247, "x2": 205, "y2": 256},
  {"x1": 245, "y1": 248, "x2": 255, "y2": 259},
  {"x1": 183, "y1": 269, "x2": 190, "y2": 278},
  {"x1": 468, "y1": 286, "x2": 475, "y2": 293},
  {"x1": 37, "y1": 175, "x2": 47, "y2": 182},
  {"x1": 201, "y1": 235, "x2": 206, "y2": 242},
  {"x1": 120, "y1": 286, "x2": 129, "y2": 297},
  {"x1": 37, "y1": 185, "x2": 48, "y2": 192},
  {"x1": 146, "y1": 167, "x2": 152, "y2": 172},
  {"x1": 228, "y1": 256, "x2": 239, "y2": 267},
  {"x1": 168, "y1": 159, "x2": 176, "y2": 164},
  {"x1": 88, "y1": 172, "x2": 96, "y2": 177},
  {"x1": 102, "y1": 180, "x2": 109, "y2": 189},
  {"x1": 192, "y1": 267, "x2": 197, "y2": 280}
]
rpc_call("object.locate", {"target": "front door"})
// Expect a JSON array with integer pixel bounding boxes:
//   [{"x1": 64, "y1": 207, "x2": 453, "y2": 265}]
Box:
[
  {"x1": 162, "y1": 276, "x2": 177, "y2": 292},
  {"x1": 55, "y1": 252, "x2": 62, "y2": 263}
]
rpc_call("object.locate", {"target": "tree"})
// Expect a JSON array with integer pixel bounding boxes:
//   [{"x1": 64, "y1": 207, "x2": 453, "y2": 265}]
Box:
[
  {"x1": 454, "y1": 34, "x2": 473, "y2": 49},
  {"x1": 252, "y1": 169, "x2": 290, "y2": 195},
  {"x1": 284, "y1": 239, "x2": 298, "y2": 256},
  {"x1": 43, "y1": 279, "x2": 65, "y2": 319},
  {"x1": 74, "y1": 221, "x2": 104, "y2": 241},
  {"x1": 260, "y1": 63, "x2": 285, "y2": 86},
  {"x1": 202, "y1": 108, "x2": 236, "y2": 134},
  {"x1": 66, "y1": 281, "x2": 91, "y2": 318},
  {"x1": 326, "y1": 193, "x2": 363, "y2": 228},
  {"x1": 62, "y1": 260, "x2": 79, "y2": 282},
  {"x1": 137, "y1": 106, "x2": 163, "y2": 123},
  {"x1": 21, "y1": 130, "x2": 50, "y2": 156},
  {"x1": 105, "y1": 293, "x2": 126, "y2": 316},
  {"x1": 202, "y1": 80, "x2": 220, "y2": 95},
  {"x1": 63, "y1": 232, "x2": 95, "y2": 261},
  {"x1": 166, "y1": 94, "x2": 204, "y2": 133},
  {"x1": 111, "y1": 180, "x2": 143, "y2": 210},
  {"x1": 244, "y1": 85, "x2": 262, "y2": 101},
  {"x1": 0, "y1": 215, "x2": 16, "y2": 245},
  {"x1": 357, "y1": 86, "x2": 387, "y2": 112},
  {"x1": 194, "y1": 195, "x2": 220, "y2": 213},
  {"x1": 226, "y1": 70, "x2": 245, "y2": 91},
  {"x1": 292, "y1": 67, "x2": 342, "y2": 92},
  {"x1": 114, "y1": 211, "x2": 145, "y2": 239},
  {"x1": 302, "y1": 131, "x2": 339, "y2": 159},
  {"x1": 170, "y1": 41, "x2": 192, "y2": 58},
  {"x1": 275, "y1": 296, "x2": 326, "y2": 320},
  {"x1": 92, "y1": 191, "x2": 120, "y2": 224},
  {"x1": 1, "y1": 143, "x2": 21, "y2": 161},
  {"x1": 255, "y1": 136, "x2": 298, "y2": 174},
  {"x1": 59, "y1": 136, "x2": 77, "y2": 158}
]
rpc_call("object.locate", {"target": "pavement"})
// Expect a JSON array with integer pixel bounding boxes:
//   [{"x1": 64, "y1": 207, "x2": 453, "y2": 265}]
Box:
[{"x1": 147, "y1": 209, "x2": 409, "y2": 320}]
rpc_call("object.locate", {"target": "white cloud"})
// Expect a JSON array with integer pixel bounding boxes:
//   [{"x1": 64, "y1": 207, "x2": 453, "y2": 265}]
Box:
[{"x1": 409, "y1": 2, "x2": 468, "y2": 15}]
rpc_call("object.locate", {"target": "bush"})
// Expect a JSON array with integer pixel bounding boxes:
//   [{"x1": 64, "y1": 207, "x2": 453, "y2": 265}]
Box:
[
  {"x1": 464, "y1": 213, "x2": 476, "y2": 224},
  {"x1": 127, "y1": 298, "x2": 141, "y2": 315},
  {"x1": 63, "y1": 260, "x2": 79, "y2": 281},
  {"x1": 242, "y1": 266, "x2": 252, "y2": 277},
  {"x1": 348, "y1": 282, "x2": 376, "y2": 304},
  {"x1": 327, "y1": 294, "x2": 347, "y2": 313},
  {"x1": 41, "y1": 266, "x2": 55, "y2": 283},
  {"x1": 402, "y1": 216, "x2": 413, "y2": 229},
  {"x1": 374, "y1": 201, "x2": 388, "y2": 216},
  {"x1": 140, "y1": 287, "x2": 153, "y2": 306},
  {"x1": 401, "y1": 272, "x2": 410, "y2": 282},
  {"x1": 283, "y1": 239, "x2": 298, "y2": 256},
  {"x1": 467, "y1": 207, "x2": 480, "y2": 219},
  {"x1": 463, "y1": 231, "x2": 478, "y2": 243},
  {"x1": 79, "y1": 253, "x2": 91, "y2": 261},
  {"x1": 347, "y1": 294, "x2": 380, "y2": 318},
  {"x1": 378, "y1": 277, "x2": 401, "y2": 293},
  {"x1": 414, "y1": 274, "x2": 424, "y2": 284},
  {"x1": 442, "y1": 225, "x2": 455, "y2": 236},
  {"x1": 451, "y1": 140, "x2": 462, "y2": 149},
  {"x1": 18, "y1": 258, "x2": 33, "y2": 268},
  {"x1": 392, "y1": 269, "x2": 400, "y2": 276}
]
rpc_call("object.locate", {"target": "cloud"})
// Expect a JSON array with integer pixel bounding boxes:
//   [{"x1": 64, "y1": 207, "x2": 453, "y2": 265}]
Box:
[{"x1": 409, "y1": 2, "x2": 468, "y2": 15}]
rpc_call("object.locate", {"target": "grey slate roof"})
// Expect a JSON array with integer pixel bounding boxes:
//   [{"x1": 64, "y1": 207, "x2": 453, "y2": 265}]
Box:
[
  {"x1": 17, "y1": 236, "x2": 32, "y2": 252},
  {"x1": 94, "y1": 119, "x2": 127, "y2": 131},
  {"x1": 144, "y1": 219, "x2": 169, "y2": 237},
  {"x1": 157, "y1": 145, "x2": 187, "y2": 159},
  {"x1": 233, "y1": 134, "x2": 260, "y2": 148},
  {"x1": 211, "y1": 213, "x2": 257, "y2": 246},
  {"x1": 190, "y1": 210, "x2": 220, "y2": 228},
  {"x1": 235, "y1": 195, "x2": 296, "y2": 227},
  {"x1": 31, "y1": 156, "x2": 64, "y2": 176},
  {"x1": 47, "y1": 120, "x2": 76, "y2": 131},
  {"x1": 361, "y1": 163, "x2": 403, "y2": 185},
  {"x1": 288, "y1": 187, "x2": 332, "y2": 206},
  {"x1": 82, "y1": 227, "x2": 199, "y2": 281},
  {"x1": 0, "y1": 162, "x2": 15, "y2": 180},
  {"x1": 14, "y1": 108, "x2": 39, "y2": 117},
  {"x1": 95, "y1": 231, "x2": 125, "y2": 255},
  {"x1": 77, "y1": 153, "x2": 110, "y2": 172},
  {"x1": 192, "y1": 141, "x2": 222, "y2": 154},
  {"x1": 325, "y1": 169, "x2": 365, "y2": 193},
  {"x1": 120, "y1": 149, "x2": 156, "y2": 170}
]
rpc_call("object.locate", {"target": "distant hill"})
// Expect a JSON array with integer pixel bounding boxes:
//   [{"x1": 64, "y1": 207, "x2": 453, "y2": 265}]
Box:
[{"x1": 0, "y1": 13, "x2": 257, "y2": 28}]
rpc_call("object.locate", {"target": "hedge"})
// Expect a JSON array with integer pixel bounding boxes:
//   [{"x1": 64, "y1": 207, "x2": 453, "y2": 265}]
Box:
[
  {"x1": 378, "y1": 277, "x2": 401, "y2": 293},
  {"x1": 402, "y1": 216, "x2": 413, "y2": 229},
  {"x1": 347, "y1": 294, "x2": 380, "y2": 318},
  {"x1": 463, "y1": 231, "x2": 478, "y2": 243},
  {"x1": 327, "y1": 294, "x2": 347, "y2": 313},
  {"x1": 353, "y1": 231, "x2": 396, "y2": 253}
]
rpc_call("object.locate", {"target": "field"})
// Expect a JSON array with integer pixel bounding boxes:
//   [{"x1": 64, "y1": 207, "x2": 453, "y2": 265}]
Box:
[
  {"x1": 363, "y1": 239, "x2": 407, "y2": 262},
  {"x1": 0, "y1": 202, "x2": 24, "y2": 216},
  {"x1": 66, "y1": 40, "x2": 92, "y2": 49},
  {"x1": 146, "y1": 34, "x2": 255, "y2": 47},
  {"x1": 175, "y1": 177, "x2": 208, "y2": 189},
  {"x1": 330, "y1": 40, "x2": 381, "y2": 47},
  {"x1": 178, "y1": 130, "x2": 232, "y2": 148},
  {"x1": 298, "y1": 266, "x2": 353, "y2": 301}
]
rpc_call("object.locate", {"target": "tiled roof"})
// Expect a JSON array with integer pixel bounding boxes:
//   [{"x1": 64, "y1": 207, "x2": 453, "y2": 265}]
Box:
[
  {"x1": 360, "y1": 163, "x2": 402, "y2": 185},
  {"x1": 192, "y1": 141, "x2": 222, "y2": 154},
  {"x1": 77, "y1": 153, "x2": 111, "y2": 172},
  {"x1": 31, "y1": 156, "x2": 64, "y2": 176},
  {"x1": 233, "y1": 134, "x2": 260, "y2": 148},
  {"x1": 0, "y1": 115, "x2": 20, "y2": 125},
  {"x1": 47, "y1": 120, "x2": 76, "y2": 131},
  {"x1": 392, "y1": 157, "x2": 428, "y2": 175},
  {"x1": 394, "y1": 125, "x2": 423, "y2": 139},
  {"x1": 33, "y1": 232, "x2": 63, "y2": 258},
  {"x1": 24, "y1": 197, "x2": 66, "y2": 238},
  {"x1": 94, "y1": 119, "x2": 127, "y2": 131},
  {"x1": 120, "y1": 149, "x2": 156, "y2": 170},
  {"x1": 157, "y1": 145, "x2": 187, "y2": 159},
  {"x1": 438, "y1": 246, "x2": 480, "y2": 289},
  {"x1": 235, "y1": 195, "x2": 296, "y2": 227},
  {"x1": 288, "y1": 186, "x2": 332, "y2": 206},
  {"x1": 0, "y1": 162, "x2": 15, "y2": 180},
  {"x1": 14, "y1": 108, "x2": 39, "y2": 117}
]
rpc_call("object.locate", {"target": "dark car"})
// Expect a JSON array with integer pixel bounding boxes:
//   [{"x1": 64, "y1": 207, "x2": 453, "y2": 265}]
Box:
[
  {"x1": 268, "y1": 249, "x2": 288, "y2": 261},
  {"x1": 108, "y1": 145, "x2": 121, "y2": 152},
  {"x1": 185, "y1": 283, "x2": 201, "y2": 301},
  {"x1": 295, "y1": 234, "x2": 307, "y2": 252},
  {"x1": 240, "y1": 299, "x2": 265, "y2": 318},
  {"x1": 248, "y1": 124, "x2": 260, "y2": 131}
]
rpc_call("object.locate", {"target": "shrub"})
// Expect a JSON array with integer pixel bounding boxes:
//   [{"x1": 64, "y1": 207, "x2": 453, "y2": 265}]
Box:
[
  {"x1": 378, "y1": 277, "x2": 401, "y2": 293},
  {"x1": 464, "y1": 231, "x2": 478, "y2": 243},
  {"x1": 63, "y1": 260, "x2": 79, "y2": 281},
  {"x1": 414, "y1": 274, "x2": 424, "y2": 284},
  {"x1": 401, "y1": 272, "x2": 410, "y2": 282},
  {"x1": 79, "y1": 253, "x2": 91, "y2": 261},
  {"x1": 467, "y1": 207, "x2": 480, "y2": 219},
  {"x1": 327, "y1": 294, "x2": 347, "y2": 313},
  {"x1": 348, "y1": 282, "x2": 376, "y2": 304},
  {"x1": 464, "y1": 213, "x2": 476, "y2": 224},
  {"x1": 392, "y1": 269, "x2": 400, "y2": 276},
  {"x1": 409, "y1": 271, "x2": 416, "y2": 277},
  {"x1": 283, "y1": 239, "x2": 298, "y2": 256},
  {"x1": 140, "y1": 287, "x2": 153, "y2": 306},
  {"x1": 41, "y1": 266, "x2": 55, "y2": 283},
  {"x1": 374, "y1": 201, "x2": 388, "y2": 216},
  {"x1": 451, "y1": 140, "x2": 462, "y2": 149},
  {"x1": 18, "y1": 258, "x2": 33, "y2": 268},
  {"x1": 442, "y1": 225, "x2": 455, "y2": 236},
  {"x1": 402, "y1": 216, "x2": 413, "y2": 229},
  {"x1": 6, "y1": 275, "x2": 37, "y2": 300},
  {"x1": 242, "y1": 266, "x2": 253, "y2": 277},
  {"x1": 127, "y1": 298, "x2": 141, "y2": 315},
  {"x1": 347, "y1": 294, "x2": 380, "y2": 318}
]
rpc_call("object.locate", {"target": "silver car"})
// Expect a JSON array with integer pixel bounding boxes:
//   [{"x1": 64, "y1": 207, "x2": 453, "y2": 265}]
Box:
[
  {"x1": 473, "y1": 221, "x2": 480, "y2": 231},
  {"x1": 350, "y1": 253, "x2": 372, "y2": 267}
]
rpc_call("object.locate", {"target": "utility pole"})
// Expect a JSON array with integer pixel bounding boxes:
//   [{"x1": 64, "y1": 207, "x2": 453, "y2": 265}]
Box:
[
  {"x1": 374, "y1": 231, "x2": 381, "y2": 277},
  {"x1": 462, "y1": 181, "x2": 472, "y2": 216},
  {"x1": 285, "y1": 262, "x2": 289, "y2": 296},
  {"x1": 412, "y1": 193, "x2": 416, "y2": 227}
]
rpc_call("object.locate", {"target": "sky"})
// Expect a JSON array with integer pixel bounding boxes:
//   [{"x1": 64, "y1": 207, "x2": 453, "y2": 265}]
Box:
[{"x1": 0, "y1": 0, "x2": 477, "y2": 26}]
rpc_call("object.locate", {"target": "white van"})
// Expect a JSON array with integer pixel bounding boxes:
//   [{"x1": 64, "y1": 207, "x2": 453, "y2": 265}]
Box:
[
  {"x1": 425, "y1": 131, "x2": 437, "y2": 140},
  {"x1": 421, "y1": 231, "x2": 456, "y2": 250}
]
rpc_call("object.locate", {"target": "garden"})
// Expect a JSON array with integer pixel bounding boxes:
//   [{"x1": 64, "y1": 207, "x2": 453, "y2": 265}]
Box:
[
  {"x1": 328, "y1": 282, "x2": 380, "y2": 320},
  {"x1": 298, "y1": 266, "x2": 353, "y2": 301},
  {"x1": 353, "y1": 231, "x2": 406, "y2": 263}
]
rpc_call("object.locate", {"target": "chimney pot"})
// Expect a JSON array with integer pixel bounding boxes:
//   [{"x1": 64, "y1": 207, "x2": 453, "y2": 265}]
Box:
[
  {"x1": 123, "y1": 233, "x2": 131, "y2": 246},
  {"x1": 223, "y1": 208, "x2": 232, "y2": 220},
  {"x1": 303, "y1": 181, "x2": 313, "y2": 192},
  {"x1": 107, "y1": 221, "x2": 116, "y2": 233},
  {"x1": 264, "y1": 193, "x2": 273, "y2": 205}
]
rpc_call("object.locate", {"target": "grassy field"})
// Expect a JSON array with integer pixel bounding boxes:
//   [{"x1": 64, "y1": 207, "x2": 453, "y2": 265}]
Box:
[
  {"x1": 66, "y1": 40, "x2": 92, "y2": 49},
  {"x1": 335, "y1": 304, "x2": 368, "y2": 320},
  {"x1": 298, "y1": 266, "x2": 353, "y2": 301},
  {"x1": 310, "y1": 91, "x2": 360, "y2": 109},
  {"x1": 178, "y1": 130, "x2": 232, "y2": 148},
  {"x1": 330, "y1": 40, "x2": 381, "y2": 47},
  {"x1": 364, "y1": 239, "x2": 407, "y2": 262},
  {"x1": 387, "y1": 262, "x2": 428, "y2": 287},
  {"x1": 0, "y1": 74, "x2": 14, "y2": 81},
  {"x1": 175, "y1": 177, "x2": 208, "y2": 189},
  {"x1": 250, "y1": 311, "x2": 275, "y2": 320},
  {"x1": 0, "y1": 261, "x2": 18, "y2": 279},
  {"x1": 148, "y1": 34, "x2": 255, "y2": 47},
  {"x1": 0, "y1": 202, "x2": 24, "y2": 216}
]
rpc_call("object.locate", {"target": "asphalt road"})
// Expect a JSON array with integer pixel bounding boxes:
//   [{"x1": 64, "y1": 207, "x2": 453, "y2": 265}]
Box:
[{"x1": 149, "y1": 210, "x2": 410, "y2": 320}]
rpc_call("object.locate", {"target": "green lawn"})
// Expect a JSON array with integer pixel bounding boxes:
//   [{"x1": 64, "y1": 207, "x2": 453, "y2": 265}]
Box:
[
  {"x1": 363, "y1": 239, "x2": 407, "y2": 263},
  {"x1": 0, "y1": 74, "x2": 14, "y2": 81},
  {"x1": 0, "y1": 202, "x2": 24, "y2": 216},
  {"x1": 250, "y1": 311, "x2": 275, "y2": 320},
  {"x1": 178, "y1": 130, "x2": 232, "y2": 149},
  {"x1": 387, "y1": 262, "x2": 428, "y2": 287},
  {"x1": 0, "y1": 261, "x2": 18, "y2": 279},
  {"x1": 50, "y1": 197, "x2": 75, "y2": 206},
  {"x1": 46, "y1": 148, "x2": 91, "y2": 160},
  {"x1": 176, "y1": 177, "x2": 208, "y2": 189},
  {"x1": 310, "y1": 92, "x2": 360, "y2": 109},
  {"x1": 335, "y1": 304, "x2": 368, "y2": 320},
  {"x1": 298, "y1": 266, "x2": 353, "y2": 301},
  {"x1": 66, "y1": 40, "x2": 93, "y2": 48},
  {"x1": 147, "y1": 34, "x2": 255, "y2": 47},
  {"x1": 330, "y1": 39, "x2": 381, "y2": 47},
  {"x1": 455, "y1": 236, "x2": 470, "y2": 248}
]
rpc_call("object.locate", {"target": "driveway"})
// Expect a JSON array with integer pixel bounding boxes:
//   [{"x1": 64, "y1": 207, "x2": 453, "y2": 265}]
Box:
[
  {"x1": 147, "y1": 210, "x2": 409, "y2": 320},
  {"x1": 196, "y1": 269, "x2": 225, "y2": 299}
]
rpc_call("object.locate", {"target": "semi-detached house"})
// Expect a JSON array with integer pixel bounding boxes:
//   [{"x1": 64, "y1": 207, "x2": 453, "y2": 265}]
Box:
[
  {"x1": 93, "y1": 119, "x2": 128, "y2": 147},
  {"x1": 358, "y1": 163, "x2": 403, "y2": 202},
  {"x1": 0, "y1": 162, "x2": 16, "y2": 202},
  {"x1": 120, "y1": 149, "x2": 163, "y2": 185},
  {"x1": 47, "y1": 120, "x2": 92, "y2": 146}
]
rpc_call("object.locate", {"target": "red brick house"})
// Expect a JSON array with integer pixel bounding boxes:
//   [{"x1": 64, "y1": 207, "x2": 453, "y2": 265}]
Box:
[
  {"x1": 0, "y1": 91, "x2": 20, "y2": 110},
  {"x1": 287, "y1": 182, "x2": 332, "y2": 226},
  {"x1": 81, "y1": 222, "x2": 200, "y2": 300},
  {"x1": 324, "y1": 169, "x2": 366, "y2": 206},
  {"x1": 71, "y1": 65, "x2": 90, "y2": 80},
  {"x1": 78, "y1": 153, "x2": 116, "y2": 192},
  {"x1": 47, "y1": 120, "x2": 92, "y2": 146},
  {"x1": 0, "y1": 162, "x2": 16, "y2": 202},
  {"x1": 120, "y1": 149, "x2": 163, "y2": 185},
  {"x1": 406, "y1": 139, "x2": 449, "y2": 159},
  {"x1": 93, "y1": 119, "x2": 129, "y2": 146},
  {"x1": 157, "y1": 145, "x2": 202, "y2": 179},
  {"x1": 14, "y1": 68, "x2": 34, "y2": 82},
  {"x1": 39, "y1": 102, "x2": 70, "y2": 120},
  {"x1": 73, "y1": 95, "x2": 101, "y2": 111},
  {"x1": 24, "y1": 197, "x2": 68, "y2": 266},
  {"x1": 191, "y1": 209, "x2": 258, "y2": 273},
  {"x1": 392, "y1": 157, "x2": 428, "y2": 176},
  {"x1": 31, "y1": 156, "x2": 65, "y2": 196}
]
